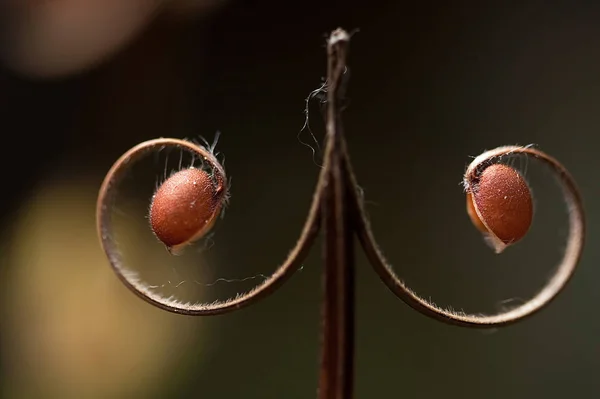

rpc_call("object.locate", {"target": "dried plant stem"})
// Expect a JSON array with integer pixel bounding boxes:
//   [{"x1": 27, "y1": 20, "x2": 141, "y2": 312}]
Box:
[
  {"x1": 97, "y1": 138, "x2": 321, "y2": 314},
  {"x1": 96, "y1": 27, "x2": 586, "y2": 399},
  {"x1": 318, "y1": 28, "x2": 354, "y2": 399},
  {"x1": 350, "y1": 145, "x2": 585, "y2": 327}
]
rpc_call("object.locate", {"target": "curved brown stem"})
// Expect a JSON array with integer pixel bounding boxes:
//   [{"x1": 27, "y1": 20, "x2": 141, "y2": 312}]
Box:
[
  {"x1": 96, "y1": 137, "x2": 323, "y2": 315},
  {"x1": 348, "y1": 145, "x2": 585, "y2": 327}
]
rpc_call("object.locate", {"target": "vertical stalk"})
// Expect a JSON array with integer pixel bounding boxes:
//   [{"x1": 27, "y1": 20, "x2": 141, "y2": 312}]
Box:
[{"x1": 318, "y1": 28, "x2": 355, "y2": 399}]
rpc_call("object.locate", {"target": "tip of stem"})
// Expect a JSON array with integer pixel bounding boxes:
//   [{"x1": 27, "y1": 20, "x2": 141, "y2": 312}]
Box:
[{"x1": 329, "y1": 28, "x2": 350, "y2": 46}]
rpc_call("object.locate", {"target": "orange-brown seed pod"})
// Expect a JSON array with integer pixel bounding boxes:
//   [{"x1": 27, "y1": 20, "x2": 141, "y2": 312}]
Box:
[
  {"x1": 149, "y1": 167, "x2": 224, "y2": 254},
  {"x1": 466, "y1": 163, "x2": 533, "y2": 253}
]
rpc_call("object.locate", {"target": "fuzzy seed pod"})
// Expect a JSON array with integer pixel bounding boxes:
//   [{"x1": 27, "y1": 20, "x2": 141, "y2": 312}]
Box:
[
  {"x1": 466, "y1": 163, "x2": 533, "y2": 253},
  {"x1": 149, "y1": 167, "x2": 224, "y2": 254}
]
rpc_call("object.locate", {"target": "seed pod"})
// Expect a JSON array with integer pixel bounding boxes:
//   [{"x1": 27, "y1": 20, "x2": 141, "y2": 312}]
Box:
[
  {"x1": 465, "y1": 163, "x2": 533, "y2": 253},
  {"x1": 149, "y1": 167, "x2": 225, "y2": 254}
]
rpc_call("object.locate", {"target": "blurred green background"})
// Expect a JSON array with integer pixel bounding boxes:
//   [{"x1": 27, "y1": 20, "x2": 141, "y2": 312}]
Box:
[{"x1": 1, "y1": 1, "x2": 599, "y2": 398}]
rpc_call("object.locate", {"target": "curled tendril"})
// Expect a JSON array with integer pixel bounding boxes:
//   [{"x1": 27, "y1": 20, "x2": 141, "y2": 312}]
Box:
[
  {"x1": 350, "y1": 145, "x2": 585, "y2": 328},
  {"x1": 96, "y1": 137, "x2": 324, "y2": 315}
]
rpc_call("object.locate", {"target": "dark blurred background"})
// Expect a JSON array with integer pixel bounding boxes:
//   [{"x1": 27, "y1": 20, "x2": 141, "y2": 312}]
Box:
[{"x1": 1, "y1": 1, "x2": 599, "y2": 398}]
